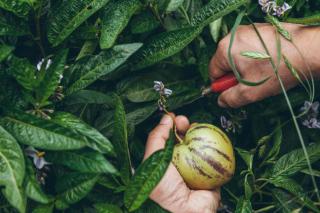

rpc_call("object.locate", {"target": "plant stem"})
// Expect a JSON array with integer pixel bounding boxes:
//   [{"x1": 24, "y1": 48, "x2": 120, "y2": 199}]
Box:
[
  {"x1": 179, "y1": 6, "x2": 191, "y2": 25},
  {"x1": 249, "y1": 20, "x2": 320, "y2": 202},
  {"x1": 34, "y1": 2, "x2": 45, "y2": 57},
  {"x1": 254, "y1": 205, "x2": 275, "y2": 213}
]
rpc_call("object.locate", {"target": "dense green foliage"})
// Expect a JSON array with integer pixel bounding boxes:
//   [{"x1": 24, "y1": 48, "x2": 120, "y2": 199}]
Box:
[{"x1": 0, "y1": 0, "x2": 320, "y2": 212}]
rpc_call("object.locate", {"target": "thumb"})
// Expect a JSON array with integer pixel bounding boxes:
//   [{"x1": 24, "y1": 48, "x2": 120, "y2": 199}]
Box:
[{"x1": 144, "y1": 114, "x2": 174, "y2": 160}]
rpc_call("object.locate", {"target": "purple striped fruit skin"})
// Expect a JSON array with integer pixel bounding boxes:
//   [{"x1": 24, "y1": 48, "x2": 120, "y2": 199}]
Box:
[{"x1": 172, "y1": 123, "x2": 235, "y2": 190}]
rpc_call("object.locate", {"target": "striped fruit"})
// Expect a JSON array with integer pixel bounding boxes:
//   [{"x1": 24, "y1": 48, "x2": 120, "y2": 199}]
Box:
[{"x1": 172, "y1": 123, "x2": 235, "y2": 190}]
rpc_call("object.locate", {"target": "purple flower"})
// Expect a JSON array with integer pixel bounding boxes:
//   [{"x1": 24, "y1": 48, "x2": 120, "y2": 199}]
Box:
[
  {"x1": 220, "y1": 116, "x2": 236, "y2": 133},
  {"x1": 302, "y1": 118, "x2": 320, "y2": 129},
  {"x1": 154, "y1": 81, "x2": 173, "y2": 97},
  {"x1": 25, "y1": 146, "x2": 51, "y2": 169},
  {"x1": 300, "y1": 101, "x2": 319, "y2": 117},
  {"x1": 259, "y1": 0, "x2": 291, "y2": 17}
]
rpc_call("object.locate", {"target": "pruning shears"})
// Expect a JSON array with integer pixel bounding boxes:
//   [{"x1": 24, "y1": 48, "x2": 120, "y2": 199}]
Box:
[{"x1": 202, "y1": 73, "x2": 238, "y2": 96}]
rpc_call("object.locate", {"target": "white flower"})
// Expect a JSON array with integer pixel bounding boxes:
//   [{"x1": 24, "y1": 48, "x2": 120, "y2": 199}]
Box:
[
  {"x1": 302, "y1": 118, "x2": 320, "y2": 129},
  {"x1": 25, "y1": 146, "x2": 51, "y2": 169},
  {"x1": 36, "y1": 58, "x2": 52, "y2": 71}
]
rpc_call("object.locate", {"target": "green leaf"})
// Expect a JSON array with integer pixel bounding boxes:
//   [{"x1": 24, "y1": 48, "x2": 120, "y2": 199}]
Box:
[
  {"x1": 46, "y1": 150, "x2": 118, "y2": 174},
  {"x1": 94, "y1": 203, "x2": 123, "y2": 213},
  {"x1": 209, "y1": 18, "x2": 223, "y2": 43},
  {"x1": 25, "y1": 159, "x2": 52, "y2": 204},
  {"x1": 52, "y1": 112, "x2": 115, "y2": 156},
  {"x1": 287, "y1": 13, "x2": 320, "y2": 26},
  {"x1": 113, "y1": 95, "x2": 132, "y2": 185},
  {"x1": 269, "y1": 177, "x2": 320, "y2": 213},
  {"x1": 240, "y1": 51, "x2": 270, "y2": 60},
  {"x1": 0, "y1": 45, "x2": 14, "y2": 62},
  {"x1": 264, "y1": 121, "x2": 282, "y2": 162},
  {"x1": 97, "y1": 175, "x2": 121, "y2": 190},
  {"x1": 0, "y1": 0, "x2": 31, "y2": 17},
  {"x1": 37, "y1": 49, "x2": 69, "y2": 104},
  {"x1": 47, "y1": 0, "x2": 111, "y2": 47},
  {"x1": 265, "y1": 15, "x2": 291, "y2": 41},
  {"x1": 100, "y1": 0, "x2": 142, "y2": 49},
  {"x1": 235, "y1": 148, "x2": 253, "y2": 170},
  {"x1": 190, "y1": 0, "x2": 249, "y2": 27},
  {"x1": 0, "y1": 112, "x2": 87, "y2": 150},
  {"x1": 300, "y1": 168, "x2": 320, "y2": 177},
  {"x1": 283, "y1": 55, "x2": 304, "y2": 84},
  {"x1": 271, "y1": 143, "x2": 320, "y2": 177},
  {"x1": 66, "y1": 43, "x2": 142, "y2": 95},
  {"x1": 7, "y1": 56, "x2": 36, "y2": 91},
  {"x1": 244, "y1": 174, "x2": 252, "y2": 200},
  {"x1": 235, "y1": 197, "x2": 253, "y2": 213},
  {"x1": 131, "y1": 26, "x2": 202, "y2": 70},
  {"x1": 32, "y1": 204, "x2": 54, "y2": 213},
  {"x1": 166, "y1": 0, "x2": 184, "y2": 12},
  {"x1": 272, "y1": 189, "x2": 300, "y2": 213},
  {"x1": 124, "y1": 132, "x2": 174, "y2": 212},
  {"x1": 55, "y1": 173, "x2": 99, "y2": 209},
  {"x1": 228, "y1": 11, "x2": 270, "y2": 86},
  {"x1": 0, "y1": 13, "x2": 29, "y2": 36},
  {"x1": 0, "y1": 126, "x2": 26, "y2": 213},
  {"x1": 76, "y1": 40, "x2": 98, "y2": 61},
  {"x1": 130, "y1": 11, "x2": 160, "y2": 34}
]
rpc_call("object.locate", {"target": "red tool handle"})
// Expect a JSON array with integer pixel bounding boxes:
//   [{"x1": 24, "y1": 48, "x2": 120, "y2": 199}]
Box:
[{"x1": 211, "y1": 73, "x2": 238, "y2": 93}]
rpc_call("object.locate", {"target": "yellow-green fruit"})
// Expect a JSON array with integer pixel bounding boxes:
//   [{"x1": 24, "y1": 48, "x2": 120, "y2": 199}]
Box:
[{"x1": 172, "y1": 123, "x2": 235, "y2": 190}]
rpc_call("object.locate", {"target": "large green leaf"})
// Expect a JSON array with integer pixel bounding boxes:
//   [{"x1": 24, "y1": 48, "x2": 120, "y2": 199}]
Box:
[
  {"x1": 47, "y1": 0, "x2": 110, "y2": 47},
  {"x1": 0, "y1": 45, "x2": 14, "y2": 62},
  {"x1": 46, "y1": 150, "x2": 117, "y2": 174},
  {"x1": 269, "y1": 177, "x2": 320, "y2": 212},
  {"x1": 0, "y1": 112, "x2": 87, "y2": 150},
  {"x1": 66, "y1": 43, "x2": 142, "y2": 95},
  {"x1": 113, "y1": 95, "x2": 132, "y2": 185},
  {"x1": 124, "y1": 132, "x2": 174, "y2": 212},
  {"x1": 190, "y1": 0, "x2": 249, "y2": 27},
  {"x1": 7, "y1": 56, "x2": 36, "y2": 91},
  {"x1": 0, "y1": 126, "x2": 26, "y2": 213},
  {"x1": 94, "y1": 203, "x2": 123, "y2": 213},
  {"x1": 32, "y1": 204, "x2": 54, "y2": 213},
  {"x1": 100, "y1": 0, "x2": 142, "y2": 49},
  {"x1": 130, "y1": 11, "x2": 160, "y2": 34},
  {"x1": 0, "y1": 0, "x2": 31, "y2": 17},
  {"x1": 166, "y1": 0, "x2": 184, "y2": 12},
  {"x1": 130, "y1": 26, "x2": 202, "y2": 70},
  {"x1": 270, "y1": 143, "x2": 320, "y2": 177},
  {"x1": 25, "y1": 159, "x2": 52, "y2": 204},
  {"x1": 55, "y1": 173, "x2": 99, "y2": 209},
  {"x1": 36, "y1": 49, "x2": 69, "y2": 104},
  {"x1": 272, "y1": 189, "x2": 300, "y2": 213},
  {"x1": 52, "y1": 112, "x2": 115, "y2": 156},
  {"x1": 234, "y1": 197, "x2": 253, "y2": 213}
]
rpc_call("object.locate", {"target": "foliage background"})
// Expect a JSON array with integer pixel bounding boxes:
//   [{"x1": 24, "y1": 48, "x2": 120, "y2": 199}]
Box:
[{"x1": 0, "y1": 0, "x2": 319, "y2": 212}]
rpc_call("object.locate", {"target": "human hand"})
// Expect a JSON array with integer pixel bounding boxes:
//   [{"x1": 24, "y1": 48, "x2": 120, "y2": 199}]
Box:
[
  {"x1": 209, "y1": 23, "x2": 320, "y2": 108},
  {"x1": 144, "y1": 114, "x2": 221, "y2": 213}
]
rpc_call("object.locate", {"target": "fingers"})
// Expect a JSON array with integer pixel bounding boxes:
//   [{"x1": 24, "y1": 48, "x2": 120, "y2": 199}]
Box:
[
  {"x1": 209, "y1": 39, "x2": 231, "y2": 80},
  {"x1": 144, "y1": 114, "x2": 174, "y2": 160},
  {"x1": 175, "y1": 115, "x2": 190, "y2": 135},
  {"x1": 217, "y1": 84, "x2": 250, "y2": 108}
]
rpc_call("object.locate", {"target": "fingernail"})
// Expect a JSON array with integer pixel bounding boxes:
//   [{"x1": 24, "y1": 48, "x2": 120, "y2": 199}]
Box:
[{"x1": 160, "y1": 114, "x2": 172, "y2": 125}]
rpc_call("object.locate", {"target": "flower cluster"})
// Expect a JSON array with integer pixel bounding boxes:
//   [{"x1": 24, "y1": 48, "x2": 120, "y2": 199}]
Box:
[
  {"x1": 36, "y1": 58, "x2": 52, "y2": 71},
  {"x1": 220, "y1": 110, "x2": 247, "y2": 133},
  {"x1": 300, "y1": 101, "x2": 320, "y2": 129},
  {"x1": 259, "y1": 0, "x2": 291, "y2": 17},
  {"x1": 154, "y1": 81, "x2": 173, "y2": 111}
]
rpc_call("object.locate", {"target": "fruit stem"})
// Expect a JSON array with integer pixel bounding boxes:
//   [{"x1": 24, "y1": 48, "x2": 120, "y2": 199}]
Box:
[{"x1": 163, "y1": 109, "x2": 184, "y2": 144}]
